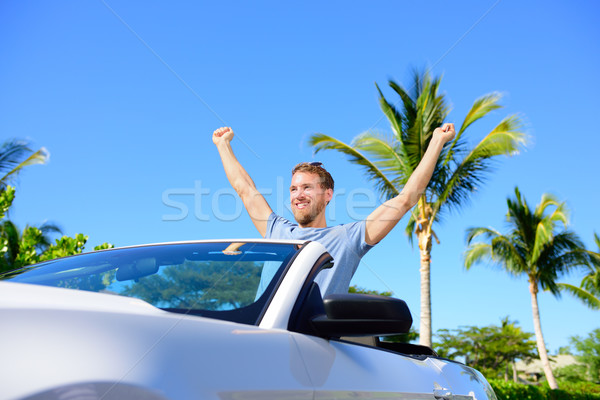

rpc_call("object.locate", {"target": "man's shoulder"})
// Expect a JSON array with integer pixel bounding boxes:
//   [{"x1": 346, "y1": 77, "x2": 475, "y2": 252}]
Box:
[
  {"x1": 266, "y1": 213, "x2": 297, "y2": 239},
  {"x1": 270, "y1": 213, "x2": 296, "y2": 227}
]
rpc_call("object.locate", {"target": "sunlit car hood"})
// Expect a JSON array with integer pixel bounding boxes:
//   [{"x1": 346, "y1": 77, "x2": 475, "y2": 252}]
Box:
[{"x1": 0, "y1": 281, "x2": 162, "y2": 315}]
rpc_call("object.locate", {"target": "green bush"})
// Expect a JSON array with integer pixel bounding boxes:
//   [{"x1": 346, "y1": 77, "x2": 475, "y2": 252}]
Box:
[
  {"x1": 489, "y1": 380, "x2": 600, "y2": 400},
  {"x1": 559, "y1": 381, "x2": 600, "y2": 395},
  {"x1": 490, "y1": 380, "x2": 545, "y2": 400}
]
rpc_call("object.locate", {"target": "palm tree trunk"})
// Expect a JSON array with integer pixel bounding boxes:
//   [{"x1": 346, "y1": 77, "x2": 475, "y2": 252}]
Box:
[
  {"x1": 417, "y1": 229, "x2": 433, "y2": 348},
  {"x1": 529, "y1": 280, "x2": 559, "y2": 389},
  {"x1": 419, "y1": 252, "x2": 432, "y2": 348},
  {"x1": 416, "y1": 200, "x2": 434, "y2": 349}
]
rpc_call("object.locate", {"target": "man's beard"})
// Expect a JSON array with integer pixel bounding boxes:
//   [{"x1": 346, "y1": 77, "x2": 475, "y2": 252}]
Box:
[{"x1": 292, "y1": 200, "x2": 326, "y2": 226}]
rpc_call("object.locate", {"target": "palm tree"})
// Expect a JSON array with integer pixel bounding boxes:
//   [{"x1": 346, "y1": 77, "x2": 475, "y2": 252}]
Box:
[
  {"x1": 464, "y1": 187, "x2": 591, "y2": 389},
  {"x1": 0, "y1": 139, "x2": 49, "y2": 189},
  {"x1": 557, "y1": 232, "x2": 600, "y2": 309},
  {"x1": 309, "y1": 70, "x2": 526, "y2": 347}
]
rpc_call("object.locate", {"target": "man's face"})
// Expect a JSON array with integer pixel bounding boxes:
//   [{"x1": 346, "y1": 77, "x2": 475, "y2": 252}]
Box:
[{"x1": 290, "y1": 172, "x2": 333, "y2": 226}]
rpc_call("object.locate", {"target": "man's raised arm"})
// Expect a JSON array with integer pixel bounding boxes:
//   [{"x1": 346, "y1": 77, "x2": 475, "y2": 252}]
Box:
[
  {"x1": 213, "y1": 127, "x2": 273, "y2": 237},
  {"x1": 364, "y1": 123, "x2": 456, "y2": 245}
]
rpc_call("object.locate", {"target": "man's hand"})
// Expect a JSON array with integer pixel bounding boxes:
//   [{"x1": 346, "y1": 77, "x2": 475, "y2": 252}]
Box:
[
  {"x1": 433, "y1": 123, "x2": 456, "y2": 144},
  {"x1": 213, "y1": 127, "x2": 234, "y2": 145}
]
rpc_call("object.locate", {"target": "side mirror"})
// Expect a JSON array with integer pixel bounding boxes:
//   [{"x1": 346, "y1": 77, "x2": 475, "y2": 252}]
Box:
[{"x1": 311, "y1": 293, "x2": 412, "y2": 337}]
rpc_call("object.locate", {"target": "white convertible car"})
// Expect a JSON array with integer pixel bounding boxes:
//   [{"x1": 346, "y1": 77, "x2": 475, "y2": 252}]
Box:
[{"x1": 0, "y1": 240, "x2": 497, "y2": 400}]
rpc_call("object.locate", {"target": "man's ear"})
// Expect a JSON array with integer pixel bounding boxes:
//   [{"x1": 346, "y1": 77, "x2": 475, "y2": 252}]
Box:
[{"x1": 325, "y1": 188, "x2": 333, "y2": 203}]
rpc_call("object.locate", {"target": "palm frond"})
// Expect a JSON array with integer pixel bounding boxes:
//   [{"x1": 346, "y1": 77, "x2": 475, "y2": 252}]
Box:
[
  {"x1": 404, "y1": 213, "x2": 417, "y2": 247},
  {"x1": 589, "y1": 233, "x2": 600, "y2": 272},
  {"x1": 0, "y1": 142, "x2": 49, "y2": 188},
  {"x1": 400, "y1": 72, "x2": 450, "y2": 169},
  {"x1": 464, "y1": 242, "x2": 493, "y2": 270},
  {"x1": 39, "y1": 222, "x2": 62, "y2": 236},
  {"x1": 534, "y1": 193, "x2": 563, "y2": 218},
  {"x1": 0, "y1": 140, "x2": 31, "y2": 172},
  {"x1": 465, "y1": 226, "x2": 502, "y2": 244},
  {"x1": 580, "y1": 263, "x2": 600, "y2": 294},
  {"x1": 531, "y1": 218, "x2": 554, "y2": 265},
  {"x1": 580, "y1": 235, "x2": 600, "y2": 293},
  {"x1": 388, "y1": 80, "x2": 417, "y2": 130},
  {"x1": 433, "y1": 117, "x2": 526, "y2": 216},
  {"x1": 443, "y1": 93, "x2": 503, "y2": 166},
  {"x1": 506, "y1": 187, "x2": 537, "y2": 250},
  {"x1": 556, "y1": 283, "x2": 600, "y2": 310},
  {"x1": 458, "y1": 93, "x2": 504, "y2": 137},
  {"x1": 535, "y1": 233, "x2": 589, "y2": 295},
  {"x1": 351, "y1": 132, "x2": 411, "y2": 181},
  {"x1": 465, "y1": 226, "x2": 527, "y2": 275},
  {"x1": 309, "y1": 133, "x2": 399, "y2": 199},
  {"x1": 490, "y1": 234, "x2": 528, "y2": 275},
  {"x1": 376, "y1": 83, "x2": 404, "y2": 140},
  {"x1": 432, "y1": 152, "x2": 489, "y2": 215},
  {"x1": 536, "y1": 195, "x2": 569, "y2": 228},
  {"x1": 465, "y1": 115, "x2": 527, "y2": 160},
  {"x1": 530, "y1": 197, "x2": 569, "y2": 264},
  {"x1": 421, "y1": 75, "x2": 450, "y2": 134},
  {"x1": 36, "y1": 222, "x2": 63, "y2": 250}
]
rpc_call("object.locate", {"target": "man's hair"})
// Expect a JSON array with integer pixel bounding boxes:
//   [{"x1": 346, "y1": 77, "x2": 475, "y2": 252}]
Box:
[{"x1": 292, "y1": 162, "x2": 334, "y2": 191}]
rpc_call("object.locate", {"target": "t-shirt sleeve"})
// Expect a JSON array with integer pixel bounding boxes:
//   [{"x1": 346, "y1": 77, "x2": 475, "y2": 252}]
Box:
[
  {"x1": 265, "y1": 212, "x2": 278, "y2": 239},
  {"x1": 265, "y1": 213, "x2": 295, "y2": 239},
  {"x1": 344, "y1": 220, "x2": 374, "y2": 257}
]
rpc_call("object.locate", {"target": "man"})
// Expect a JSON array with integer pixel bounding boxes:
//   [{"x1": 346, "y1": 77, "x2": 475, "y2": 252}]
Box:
[{"x1": 213, "y1": 124, "x2": 456, "y2": 296}]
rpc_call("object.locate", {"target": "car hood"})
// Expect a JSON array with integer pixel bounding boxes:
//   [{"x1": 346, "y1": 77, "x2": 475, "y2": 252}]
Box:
[
  {"x1": 0, "y1": 281, "x2": 303, "y2": 400},
  {"x1": 0, "y1": 280, "x2": 163, "y2": 316}
]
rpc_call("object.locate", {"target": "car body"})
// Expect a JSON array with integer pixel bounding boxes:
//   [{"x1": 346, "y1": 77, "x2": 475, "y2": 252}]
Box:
[{"x1": 0, "y1": 240, "x2": 497, "y2": 400}]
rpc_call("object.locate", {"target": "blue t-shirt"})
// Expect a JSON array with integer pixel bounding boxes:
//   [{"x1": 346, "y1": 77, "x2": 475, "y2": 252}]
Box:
[{"x1": 264, "y1": 212, "x2": 373, "y2": 296}]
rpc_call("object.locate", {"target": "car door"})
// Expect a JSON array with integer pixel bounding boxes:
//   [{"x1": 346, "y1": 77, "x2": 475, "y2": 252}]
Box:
[{"x1": 291, "y1": 333, "x2": 454, "y2": 400}]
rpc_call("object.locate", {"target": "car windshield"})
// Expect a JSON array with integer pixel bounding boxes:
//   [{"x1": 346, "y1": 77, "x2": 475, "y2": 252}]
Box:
[{"x1": 0, "y1": 241, "x2": 298, "y2": 325}]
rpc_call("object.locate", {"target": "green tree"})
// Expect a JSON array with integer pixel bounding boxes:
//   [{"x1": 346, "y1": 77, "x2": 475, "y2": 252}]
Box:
[
  {"x1": 464, "y1": 187, "x2": 591, "y2": 389},
  {"x1": 348, "y1": 284, "x2": 392, "y2": 296},
  {"x1": 0, "y1": 186, "x2": 15, "y2": 220},
  {"x1": 0, "y1": 221, "x2": 113, "y2": 272},
  {"x1": 310, "y1": 70, "x2": 526, "y2": 347},
  {"x1": 557, "y1": 346, "x2": 573, "y2": 355},
  {"x1": 39, "y1": 235, "x2": 113, "y2": 262},
  {"x1": 570, "y1": 328, "x2": 600, "y2": 383},
  {"x1": 0, "y1": 139, "x2": 48, "y2": 189},
  {"x1": 558, "y1": 232, "x2": 600, "y2": 310},
  {"x1": 435, "y1": 317, "x2": 537, "y2": 381},
  {"x1": 38, "y1": 233, "x2": 88, "y2": 261},
  {"x1": 0, "y1": 219, "x2": 62, "y2": 272},
  {"x1": 554, "y1": 364, "x2": 589, "y2": 384}
]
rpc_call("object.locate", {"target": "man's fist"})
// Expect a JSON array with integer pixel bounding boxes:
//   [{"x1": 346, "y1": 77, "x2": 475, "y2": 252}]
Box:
[
  {"x1": 213, "y1": 127, "x2": 234, "y2": 145},
  {"x1": 433, "y1": 123, "x2": 456, "y2": 143}
]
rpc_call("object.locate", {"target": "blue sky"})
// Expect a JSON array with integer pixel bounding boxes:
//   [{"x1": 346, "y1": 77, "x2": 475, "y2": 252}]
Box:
[{"x1": 1, "y1": 1, "x2": 598, "y2": 352}]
